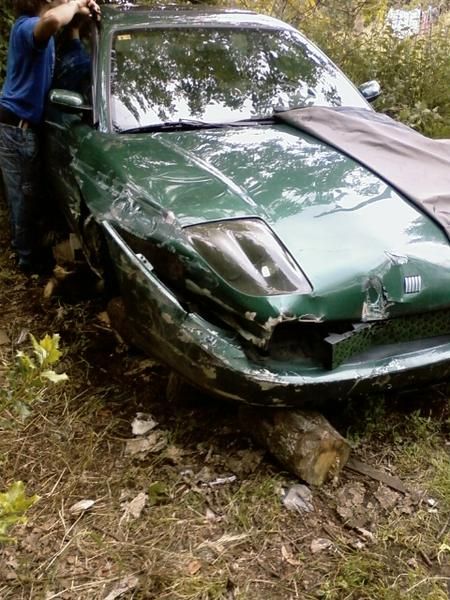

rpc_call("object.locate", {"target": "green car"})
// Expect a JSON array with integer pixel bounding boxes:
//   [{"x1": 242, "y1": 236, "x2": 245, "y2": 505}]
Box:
[{"x1": 45, "y1": 3, "x2": 450, "y2": 406}]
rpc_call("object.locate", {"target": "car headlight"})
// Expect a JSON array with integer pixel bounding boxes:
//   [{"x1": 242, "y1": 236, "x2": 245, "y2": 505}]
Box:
[{"x1": 185, "y1": 218, "x2": 311, "y2": 296}]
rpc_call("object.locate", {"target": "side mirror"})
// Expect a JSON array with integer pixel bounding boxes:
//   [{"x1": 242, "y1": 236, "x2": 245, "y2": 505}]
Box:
[
  {"x1": 359, "y1": 80, "x2": 381, "y2": 103},
  {"x1": 49, "y1": 89, "x2": 92, "y2": 112}
]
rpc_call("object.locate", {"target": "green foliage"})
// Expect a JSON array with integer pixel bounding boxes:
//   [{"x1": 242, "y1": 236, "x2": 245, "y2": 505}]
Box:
[
  {"x1": 0, "y1": 481, "x2": 39, "y2": 543},
  {"x1": 0, "y1": 2, "x2": 13, "y2": 83},
  {"x1": 286, "y1": 1, "x2": 450, "y2": 137},
  {"x1": 239, "y1": 0, "x2": 450, "y2": 138},
  {"x1": 0, "y1": 333, "x2": 68, "y2": 422},
  {"x1": 336, "y1": 25, "x2": 450, "y2": 137}
]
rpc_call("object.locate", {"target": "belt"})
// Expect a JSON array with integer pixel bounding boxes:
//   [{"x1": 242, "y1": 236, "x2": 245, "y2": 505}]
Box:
[{"x1": 0, "y1": 106, "x2": 34, "y2": 130}]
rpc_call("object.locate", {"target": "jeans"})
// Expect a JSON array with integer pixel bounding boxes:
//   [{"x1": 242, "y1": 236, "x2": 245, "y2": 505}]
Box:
[{"x1": 0, "y1": 123, "x2": 41, "y2": 263}]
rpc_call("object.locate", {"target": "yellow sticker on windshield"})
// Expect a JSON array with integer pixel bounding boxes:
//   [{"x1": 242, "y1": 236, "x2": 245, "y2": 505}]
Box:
[{"x1": 117, "y1": 34, "x2": 132, "y2": 41}]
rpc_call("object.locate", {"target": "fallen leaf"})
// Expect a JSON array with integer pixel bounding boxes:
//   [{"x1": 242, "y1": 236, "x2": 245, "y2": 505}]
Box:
[
  {"x1": 69, "y1": 499, "x2": 95, "y2": 515},
  {"x1": 41, "y1": 369, "x2": 69, "y2": 383},
  {"x1": 352, "y1": 539, "x2": 365, "y2": 550},
  {"x1": 131, "y1": 413, "x2": 158, "y2": 436},
  {"x1": 53, "y1": 265, "x2": 73, "y2": 281},
  {"x1": 336, "y1": 482, "x2": 366, "y2": 521},
  {"x1": 103, "y1": 574, "x2": 139, "y2": 599},
  {"x1": 310, "y1": 538, "x2": 333, "y2": 554},
  {"x1": 281, "y1": 544, "x2": 302, "y2": 566},
  {"x1": 15, "y1": 329, "x2": 29, "y2": 345},
  {"x1": 205, "y1": 508, "x2": 219, "y2": 522},
  {"x1": 121, "y1": 492, "x2": 147, "y2": 519},
  {"x1": 96, "y1": 311, "x2": 111, "y2": 327},
  {"x1": 207, "y1": 475, "x2": 237, "y2": 487},
  {"x1": 186, "y1": 560, "x2": 202, "y2": 576},
  {"x1": 125, "y1": 431, "x2": 167, "y2": 456},
  {"x1": 374, "y1": 484, "x2": 400, "y2": 510},
  {"x1": 43, "y1": 278, "x2": 58, "y2": 299},
  {"x1": 164, "y1": 444, "x2": 186, "y2": 464},
  {"x1": 282, "y1": 484, "x2": 314, "y2": 513},
  {"x1": 226, "y1": 449, "x2": 264, "y2": 476},
  {"x1": 199, "y1": 533, "x2": 248, "y2": 554},
  {"x1": 356, "y1": 527, "x2": 376, "y2": 542}
]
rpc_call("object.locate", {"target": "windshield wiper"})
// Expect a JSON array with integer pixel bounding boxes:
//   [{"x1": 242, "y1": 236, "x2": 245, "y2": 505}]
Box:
[
  {"x1": 120, "y1": 116, "x2": 279, "y2": 133},
  {"x1": 229, "y1": 115, "x2": 276, "y2": 126},
  {"x1": 120, "y1": 119, "x2": 229, "y2": 134}
]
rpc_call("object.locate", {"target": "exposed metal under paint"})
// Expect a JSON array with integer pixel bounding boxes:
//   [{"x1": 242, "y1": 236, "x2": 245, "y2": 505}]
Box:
[
  {"x1": 361, "y1": 276, "x2": 391, "y2": 321},
  {"x1": 42, "y1": 4, "x2": 450, "y2": 406},
  {"x1": 385, "y1": 251, "x2": 408, "y2": 265}
]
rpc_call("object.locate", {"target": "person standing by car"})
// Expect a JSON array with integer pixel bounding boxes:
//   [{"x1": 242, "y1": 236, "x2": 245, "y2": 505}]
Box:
[
  {"x1": 0, "y1": 0, "x2": 100, "y2": 274},
  {"x1": 54, "y1": 13, "x2": 92, "y2": 96}
]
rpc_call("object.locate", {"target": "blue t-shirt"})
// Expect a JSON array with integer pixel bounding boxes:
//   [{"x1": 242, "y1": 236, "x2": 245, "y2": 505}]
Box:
[{"x1": 0, "y1": 16, "x2": 55, "y2": 124}]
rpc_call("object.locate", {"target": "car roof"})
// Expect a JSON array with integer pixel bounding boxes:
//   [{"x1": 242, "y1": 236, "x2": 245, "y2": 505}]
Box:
[
  {"x1": 99, "y1": 2, "x2": 254, "y2": 16},
  {"x1": 98, "y1": 2, "x2": 294, "y2": 31}
]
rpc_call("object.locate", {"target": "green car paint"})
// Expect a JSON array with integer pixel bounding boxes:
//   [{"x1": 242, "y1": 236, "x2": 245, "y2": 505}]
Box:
[{"x1": 44, "y1": 4, "x2": 450, "y2": 405}]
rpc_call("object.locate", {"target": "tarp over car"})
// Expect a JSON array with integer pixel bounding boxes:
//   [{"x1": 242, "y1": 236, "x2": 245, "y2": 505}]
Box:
[{"x1": 276, "y1": 106, "x2": 450, "y2": 240}]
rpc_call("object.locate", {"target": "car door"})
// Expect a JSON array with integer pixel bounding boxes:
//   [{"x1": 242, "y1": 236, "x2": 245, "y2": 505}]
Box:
[{"x1": 44, "y1": 22, "x2": 98, "y2": 233}]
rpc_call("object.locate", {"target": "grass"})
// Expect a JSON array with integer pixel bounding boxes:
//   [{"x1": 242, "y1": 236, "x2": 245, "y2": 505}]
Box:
[
  {"x1": 432, "y1": 453, "x2": 450, "y2": 507},
  {"x1": 320, "y1": 552, "x2": 449, "y2": 599},
  {"x1": 318, "y1": 480, "x2": 450, "y2": 598},
  {"x1": 0, "y1": 206, "x2": 449, "y2": 599},
  {"x1": 318, "y1": 396, "x2": 450, "y2": 600},
  {"x1": 0, "y1": 320, "x2": 450, "y2": 600}
]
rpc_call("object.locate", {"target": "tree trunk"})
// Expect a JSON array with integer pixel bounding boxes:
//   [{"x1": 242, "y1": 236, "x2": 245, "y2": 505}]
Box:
[{"x1": 239, "y1": 407, "x2": 351, "y2": 486}]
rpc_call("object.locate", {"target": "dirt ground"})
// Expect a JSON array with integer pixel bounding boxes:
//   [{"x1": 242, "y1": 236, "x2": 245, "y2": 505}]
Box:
[{"x1": 0, "y1": 204, "x2": 449, "y2": 600}]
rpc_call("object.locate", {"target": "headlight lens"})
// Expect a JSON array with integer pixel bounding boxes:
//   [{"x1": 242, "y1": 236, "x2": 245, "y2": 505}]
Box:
[{"x1": 185, "y1": 218, "x2": 311, "y2": 296}]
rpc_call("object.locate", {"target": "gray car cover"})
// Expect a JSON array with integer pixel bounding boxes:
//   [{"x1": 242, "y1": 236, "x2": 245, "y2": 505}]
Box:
[{"x1": 276, "y1": 106, "x2": 450, "y2": 239}]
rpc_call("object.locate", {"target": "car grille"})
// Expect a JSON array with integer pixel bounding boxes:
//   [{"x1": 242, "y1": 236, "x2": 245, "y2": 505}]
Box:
[{"x1": 268, "y1": 308, "x2": 450, "y2": 369}]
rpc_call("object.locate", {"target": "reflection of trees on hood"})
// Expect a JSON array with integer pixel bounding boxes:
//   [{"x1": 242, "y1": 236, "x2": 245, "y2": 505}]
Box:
[
  {"x1": 110, "y1": 27, "x2": 348, "y2": 128},
  {"x1": 171, "y1": 127, "x2": 370, "y2": 219}
]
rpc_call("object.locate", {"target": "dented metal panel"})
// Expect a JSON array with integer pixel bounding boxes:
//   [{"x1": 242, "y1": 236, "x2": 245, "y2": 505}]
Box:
[
  {"x1": 42, "y1": 4, "x2": 450, "y2": 404},
  {"x1": 102, "y1": 220, "x2": 450, "y2": 404}
]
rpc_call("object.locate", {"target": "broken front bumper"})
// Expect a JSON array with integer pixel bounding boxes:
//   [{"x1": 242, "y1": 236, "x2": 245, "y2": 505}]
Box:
[{"x1": 105, "y1": 222, "x2": 450, "y2": 407}]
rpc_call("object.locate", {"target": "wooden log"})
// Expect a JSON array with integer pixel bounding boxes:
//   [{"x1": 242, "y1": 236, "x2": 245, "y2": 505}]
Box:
[{"x1": 239, "y1": 407, "x2": 351, "y2": 486}]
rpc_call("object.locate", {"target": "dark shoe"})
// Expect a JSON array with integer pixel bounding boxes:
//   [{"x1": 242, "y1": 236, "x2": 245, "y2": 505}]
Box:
[
  {"x1": 18, "y1": 256, "x2": 54, "y2": 276},
  {"x1": 17, "y1": 258, "x2": 35, "y2": 275}
]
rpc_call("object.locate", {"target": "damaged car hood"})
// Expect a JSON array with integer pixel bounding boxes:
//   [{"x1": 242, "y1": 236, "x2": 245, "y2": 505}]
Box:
[{"x1": 74, "y1": 122, "x2": 450, "y2": 321}]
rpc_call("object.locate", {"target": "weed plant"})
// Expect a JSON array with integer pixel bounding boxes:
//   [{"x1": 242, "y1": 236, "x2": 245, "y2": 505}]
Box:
[
  {"x1": 0, "y1": 482, "x2": 39, "y2": 543},
  {"x1": 0, "y1": 333, "x2": 68, "y2": 423}
]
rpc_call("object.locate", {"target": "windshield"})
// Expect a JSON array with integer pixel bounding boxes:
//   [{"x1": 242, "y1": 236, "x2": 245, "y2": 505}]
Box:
[{"x1": 110, "y1": 26, "x2": 368, "y2": 131}]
